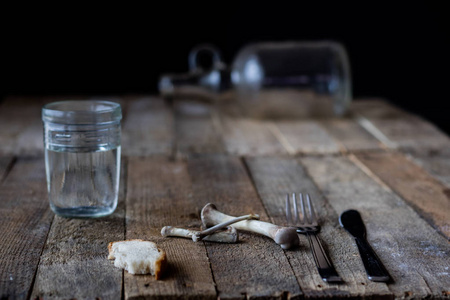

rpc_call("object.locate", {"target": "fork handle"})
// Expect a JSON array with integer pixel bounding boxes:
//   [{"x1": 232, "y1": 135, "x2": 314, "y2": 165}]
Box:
[{"x1": 306, "y1": 233, "x2": 343, "y2": 283}]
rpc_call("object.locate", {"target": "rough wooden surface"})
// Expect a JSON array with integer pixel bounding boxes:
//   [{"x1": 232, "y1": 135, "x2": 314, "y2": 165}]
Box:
[
  {"x1": 1, "y1": 96, "x2": 449, "y2": 299},
  {"x1": 125, "y1": 157, "x2": 217, "y2": 299},
  {"x1": 352, "y1": 99, "x2": 450, "y2": 151},
  {"x1": 269, "y1": 120, "x2": 341, "y2": 155},
  {"x1": 187, "y1": 155, "x2": 301, "y2": 299},
  {"x1": 301, "y1": 155, "x2": 450, "y2": 299},
  {"x1": 122, "y1": 97, "x2": 174, "y2": 157},
  {"x1": 0, "y1": 98, "x2": 43, "y2": 155},
  {"x1": 354, "y1": 151, "x2": 450, "y2": 238},
  {"x1": 351, "y1": 99, "x2": 410, "y2": 119},
  {"x1": 0, "y1": 96, "x2": 93, "y2": 156},
  {"x1": 30, "y1": 160, "x2": 127, "y2": 299},
  {"x1": 219, "y1": 118, "x2": 287, "y2": 156},
  {"x1": 15, "y1": 118, "x2": 44, "y2": 156},
  {"x1": 0, "y1": 157, "x2": 53, "y2": 299},
  {"x1": 320, "y1": 118, "x2": 383, "y2": 152},
  {"x1": 174, "y1": 101, "x2": 224, "y2": 156},
  {"x1": 245, "y1": 156, "x2": 390, "y2": 298},
  {"x1": 405, "y1": 148, "x2": 450, "y2": 189}
]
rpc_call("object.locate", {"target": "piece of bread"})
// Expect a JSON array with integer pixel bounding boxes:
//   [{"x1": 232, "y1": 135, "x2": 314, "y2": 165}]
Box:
[{"x1": 108, "y1": 239, "x2": 166, "y2": 279}]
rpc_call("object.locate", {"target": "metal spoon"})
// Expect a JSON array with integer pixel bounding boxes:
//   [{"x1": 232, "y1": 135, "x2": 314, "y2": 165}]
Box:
[{"x1": 339, "y1": 209, "x2": 391, "y2": 282}]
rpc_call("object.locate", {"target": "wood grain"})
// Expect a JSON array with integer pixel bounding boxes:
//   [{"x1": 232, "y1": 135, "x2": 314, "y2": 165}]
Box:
[
  {"x1": 301, "y1": 155, "x2": 450, "y2": 299},
  {"x1": 30, "y1": 160, "x2": 127, "y2": 299},
  {"x1": 0, "y1": 96, "x2": 95, "y2": 156},
  {"x1": 351, "y1": 99, "x2": 411, "y2": 119},
  {"x1": 219, "y1": 117, "x2": 287, "y2": 156},
  {"x1": 245, "y1": 156, "x2": 390, "y2": 298},
  {"x1": 187, "y1": 155, "x2": 301, "y2": 299},
  {"x1": 354, "y1": 151, "x2": 450, "y2": 238},
  {"x1": 319, "y1": 118, "x2": 383, "y2": 152},
  {"x1": 124, "y1": 157, "x2": 217, "y2": 300},
  {"x1": 352, "y1": 99, "x2": 450, "y2": 151},
  {"x1": 0, "y1": 97, "x2": 44, "y2": 155},
  {"x1": 1, "y1": 96, "x2": 450, "y2": 299},
  {"x1": 122, "y1": 97, "x2": 174, "y2": 157},
  {"x1": 404, "y1": 148, "x2": 450, "y2": 189},
  {"x1": 227, "y1": 90, "x2": 336, "y2": 120},
  {"x1": 15, "y1": 118, "x2": 44, "y2": 156},
  {"x1": 0, "y1": 157, "x2": 53, "y2": 299},
  {"x1": 174, "y1": 101, "x2": 224, "y2": 156},
  {"x1": 269, "y1": 120, "x2": 341, "y2": 155}
]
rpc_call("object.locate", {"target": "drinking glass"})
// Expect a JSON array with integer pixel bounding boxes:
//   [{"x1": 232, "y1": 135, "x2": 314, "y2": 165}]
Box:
[{"x1": 42, "y1": 100, "x2": 122, "y2": 218}]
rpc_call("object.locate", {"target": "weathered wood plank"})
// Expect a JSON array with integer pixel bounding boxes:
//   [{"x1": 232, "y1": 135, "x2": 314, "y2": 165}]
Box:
[
  {"x1": 0, "y1": 97, "x2": 44, "y2": 155},
  {"x1": 407, "y1": 149, "x2": 450, "y2": 188},
  {"x1": 224, "y1": 90, "x2": 336, "y2": 119},
  {"x1": 269, "y1": 120, "x2": 341, "y2": 155},
  {"x1": 187, "y1": 155, "x2": 301, "y2": 299},
  {"x1": 174, "y1": 101, "x2": 225, "y2": 156},
  {"x1": 30, "y1": 160, "x2": 127, "y2": 299},
  {"x1": 301, "y1": 155, "x2": 450, "y2": 299},
  {"x1": 351, "y1": 99, "x2": 411, "y2": 119},
  {"x1": 352, "y1": 99, "x2": 450, "y2": 151},
  {"x1": 122, "y1": 97, "x2": 174, "y2": 157},
  {"x1": 367, "y1": 117, "x2": 450, "y2": 151},
  {"x1": 320, "y1": 118, "x2": 383, "y2": 152},
  {"x1": 219, "y1": 117, "x2": 287, "y2": 156},
  {"x1": 125, "y1": 157, "x2": 216, "y2": 299},
  {"x1": 15, "y1": 118, "x2": 44, "y2": 156},
  {"x1": 245, "y1": 156, "x2": 390, "y2": 298},
  {"x1": 354, "y1": 151, "x2": 450, "y2": 238},
  {"x1": 0, "y1": 96, "x2": 120, "y2": 156},
  {"x1": 0, "y1": 157, "x2": 54, "y2": 299}
]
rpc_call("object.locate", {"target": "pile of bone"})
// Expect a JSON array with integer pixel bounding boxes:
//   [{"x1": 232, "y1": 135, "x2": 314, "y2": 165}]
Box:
[{"x1": 161, "y1": 203, "x2": 299, "y2": 250}]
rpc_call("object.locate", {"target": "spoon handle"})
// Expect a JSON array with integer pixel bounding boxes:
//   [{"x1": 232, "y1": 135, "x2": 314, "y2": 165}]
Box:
[{"x1": 355, "y1": 236, "x2": 390, "y2": 282}]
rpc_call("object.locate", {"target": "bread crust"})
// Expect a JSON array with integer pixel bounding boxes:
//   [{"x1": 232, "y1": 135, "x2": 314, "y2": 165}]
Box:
[
  {"x1": 108, "y1": 239, "x2": 167, "y2": 280},
  {"x1": 154, "y1": 248, "x2": 167, "y2": 280}
]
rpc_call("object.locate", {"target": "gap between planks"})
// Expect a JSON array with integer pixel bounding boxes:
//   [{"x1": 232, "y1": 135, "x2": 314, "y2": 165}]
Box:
[
  {"x1": 352, "y1": 151, "x2": 450, "y2": 239},
  {"x1": 0, "y1": 156, "x2": 17, "y2": 184}
]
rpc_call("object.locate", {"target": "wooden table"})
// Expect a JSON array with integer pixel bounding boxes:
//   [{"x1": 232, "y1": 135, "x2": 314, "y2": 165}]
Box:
[{"x1": 1, "y1": 95, "x2": 449, "y2": 299}]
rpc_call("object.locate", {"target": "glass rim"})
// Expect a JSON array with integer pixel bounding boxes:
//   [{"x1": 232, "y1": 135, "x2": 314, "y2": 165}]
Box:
[{"x1": 42, "y1": 100, "x2": 122, "y2": 125}]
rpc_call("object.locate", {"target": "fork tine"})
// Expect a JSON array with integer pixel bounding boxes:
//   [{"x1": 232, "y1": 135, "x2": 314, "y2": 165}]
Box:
[
  {"x1": 306, "y1": 194, "x2": 317, "y2": 224},
  {"x1": 299, "y1": 193, "x2": 306, "y2": 224},
  {"x1": 285, "y1": 193, "x2": 292, "y2": 224},
  {"x1": 292, "y1": 193, "x2": 298, "y2": 224}
]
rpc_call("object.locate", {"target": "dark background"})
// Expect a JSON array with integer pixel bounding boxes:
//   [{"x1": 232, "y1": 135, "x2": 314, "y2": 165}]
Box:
[{"x1": 3, "y1": 2, "x2": 449, "y2": 134}]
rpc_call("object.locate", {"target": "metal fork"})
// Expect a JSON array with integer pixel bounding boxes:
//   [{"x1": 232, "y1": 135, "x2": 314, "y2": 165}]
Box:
[{"x1": 286, "y1": 193, "x2": 343, "y2": 283}]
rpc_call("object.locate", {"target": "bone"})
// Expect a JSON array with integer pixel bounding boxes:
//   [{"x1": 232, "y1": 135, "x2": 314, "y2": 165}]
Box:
[
  {"x1": 201, "y1": 203, "x2": 300, "y2": 249},
  {"x1": 161, "y1": 226, "x2": 238, "y2": 243},
  {"x1": 192, "y1": 213, "x2": 259, "y2": 242}
]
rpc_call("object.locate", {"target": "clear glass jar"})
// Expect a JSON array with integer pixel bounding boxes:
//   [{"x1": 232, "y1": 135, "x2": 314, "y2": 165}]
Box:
[
  {"x1": 231, "y1": 41, "x2": 352, "y2": 118},
  {"x1": 159, "y1": 41, "x2": 352, "y2": 118},
  {"x1": 42, "y1": 100, "x2": 122, "y2": 218}
]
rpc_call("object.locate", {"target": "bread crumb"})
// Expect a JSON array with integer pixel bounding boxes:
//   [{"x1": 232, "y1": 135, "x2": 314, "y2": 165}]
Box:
[{"x1": 108, "y1": 239, "x2": 166, "y2": 279}]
